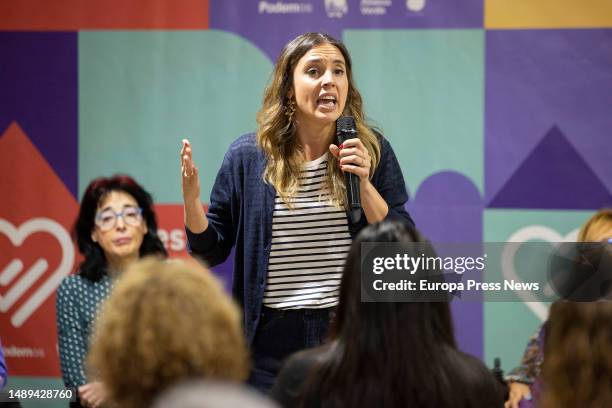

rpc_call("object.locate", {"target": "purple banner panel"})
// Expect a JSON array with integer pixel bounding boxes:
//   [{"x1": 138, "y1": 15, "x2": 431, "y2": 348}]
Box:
[
  {"x1": 0, "y1": 32, "x2": 78, "y2": 197},
  {"x1": 407, "y1": 171, "x2": 484, "y2": 358},
  {"x1": 489, "y1": 126, "x2": 612, "y2": 209},
  {"x1": 210, "y1": 0, "x2": 483, "y2": 61},
  {"x1": 485, "y1": 29, "x2": 612, "y2": 209}
]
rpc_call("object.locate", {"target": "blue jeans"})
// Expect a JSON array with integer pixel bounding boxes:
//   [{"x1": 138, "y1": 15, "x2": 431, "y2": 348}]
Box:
[{"x1": 248, "y1": 306, "x2": 334, "y2": 393}]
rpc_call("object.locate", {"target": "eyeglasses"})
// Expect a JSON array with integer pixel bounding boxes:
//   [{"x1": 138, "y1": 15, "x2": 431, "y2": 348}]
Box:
[{"x1": 94, "y1": 207, "x2": 143, "y2": 231}]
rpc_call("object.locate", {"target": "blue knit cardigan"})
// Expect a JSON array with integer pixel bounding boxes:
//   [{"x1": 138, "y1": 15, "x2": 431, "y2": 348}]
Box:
[{"x1": 186, "y1": 133, "x2": 414, "y2": 344}]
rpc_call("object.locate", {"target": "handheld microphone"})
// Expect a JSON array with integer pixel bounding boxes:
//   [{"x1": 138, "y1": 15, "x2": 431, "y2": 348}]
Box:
[{"x1": 336, "y1": 116, "x2": 362, "y2": 224}]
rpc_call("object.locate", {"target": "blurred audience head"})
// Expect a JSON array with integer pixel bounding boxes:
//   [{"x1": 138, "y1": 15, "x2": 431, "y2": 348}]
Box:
[
  {"x1": 152, "y1": 380, "x2": 279, "y2": 408},
  {"x1": 301, "y1": 220, "x2": 474, "y2": 407},
  {"x1": 332, "y1": 220, "x2": 455, "y2": 347},
  {"x1": 541, "y1": 300, "x2": 612, "y2": 407},
  {"x1": 556, "y1": 208, "x2": 612, "y2": 301},
  {"x1": 88, "y1": 258, "x2": 249, "y2": 408},
  {"x1": 542, "y1": 209, "x2": 612, "y2": 405},
  {"x1": 578, "y1": 208, "x2": 612, "y2": 242},
  {"x1": 74, "y1": 174, "x2": 167, "y2": 281}
]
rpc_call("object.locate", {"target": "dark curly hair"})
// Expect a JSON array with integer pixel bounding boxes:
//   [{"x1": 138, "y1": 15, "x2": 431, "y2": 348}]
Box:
[{"x1": 74, "y1": 175, "x2": 167, "y2": 281}]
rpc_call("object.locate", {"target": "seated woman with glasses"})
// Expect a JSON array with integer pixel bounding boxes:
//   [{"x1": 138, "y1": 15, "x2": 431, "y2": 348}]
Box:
[{"x1": 55, "y1": 175, "x2": 167, "y2": 408}]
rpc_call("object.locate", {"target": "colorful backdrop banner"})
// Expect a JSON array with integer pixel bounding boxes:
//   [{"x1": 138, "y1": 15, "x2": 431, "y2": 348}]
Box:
[{"x1": 1, "y1": 2, "x2": 611, "y2": 406}]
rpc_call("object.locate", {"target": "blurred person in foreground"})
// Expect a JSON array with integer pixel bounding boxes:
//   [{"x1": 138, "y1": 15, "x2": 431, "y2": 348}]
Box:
[
  {"x1": 272, "y1": 221, "x2": 503, "y2": 408},
  {"x1": 87, "y1": 258, "x2": 249, "y2": 408},
  {"x1": 540, "y1": 300, "x2": 612, "y2": 407},
  {"x1": 152, "y1": 380, "x2": 279, "y2": 408},
  {"x1": 505, "y1": 208, "x2": 612, "y2": 408}
]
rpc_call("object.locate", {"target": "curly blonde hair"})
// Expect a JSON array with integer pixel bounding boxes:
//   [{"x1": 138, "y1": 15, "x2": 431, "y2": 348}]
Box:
[
  {"x1": 87, "y1": 258, "x2": 249, "y2": 408},
  {"x1": 256, "y1": 32, "x2": 381, "y2": 208},
  {"x1": 541, "y1": 301, "x2": 612, "y2": 408}
]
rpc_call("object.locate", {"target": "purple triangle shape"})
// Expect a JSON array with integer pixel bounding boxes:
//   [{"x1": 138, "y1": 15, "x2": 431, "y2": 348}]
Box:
[{"x1": 488, "y1": 126, "x2": 612, "y2": 209}]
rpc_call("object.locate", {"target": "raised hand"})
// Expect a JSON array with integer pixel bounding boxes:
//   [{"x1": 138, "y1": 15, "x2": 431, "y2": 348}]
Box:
[
  {"x1": 180, "y1": 139, "x2": 208, "y2": 234},
  {"x1": 180, "y1": 139, "x2": 201, "y2": 202}
]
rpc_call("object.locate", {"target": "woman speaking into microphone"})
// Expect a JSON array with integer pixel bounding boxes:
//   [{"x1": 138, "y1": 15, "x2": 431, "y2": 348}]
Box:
[{"x1": 180, "y1": 32, "x2": 414, "y2": 391}]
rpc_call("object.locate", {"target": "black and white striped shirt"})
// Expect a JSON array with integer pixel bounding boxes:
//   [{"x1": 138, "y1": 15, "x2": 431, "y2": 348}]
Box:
[{"x1": 263, "y1": 153, "x2": 351, "y2": 309}]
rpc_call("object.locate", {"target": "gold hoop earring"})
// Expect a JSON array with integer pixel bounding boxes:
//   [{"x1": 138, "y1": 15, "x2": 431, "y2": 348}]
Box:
[{"x1": 284, "y1": 98, "x2": 296, "y2": 122}]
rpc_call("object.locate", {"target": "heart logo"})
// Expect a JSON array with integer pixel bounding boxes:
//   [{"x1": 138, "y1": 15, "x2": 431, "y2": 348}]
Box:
[
  {"x1": 0, "y1": 218, "x2": 74, "y2": 327},
  {"x1": 501, "y1": 225, "x2": 579, "y2": 322}
]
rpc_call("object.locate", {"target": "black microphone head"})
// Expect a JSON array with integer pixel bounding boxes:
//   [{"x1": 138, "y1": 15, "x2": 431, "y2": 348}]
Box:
[
  {"x1": 494, "y1": 358, "x2": 501, "y2": 369},
  {"x1": 336, "y1": 116, "x2": 356, "y2": 138}
]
